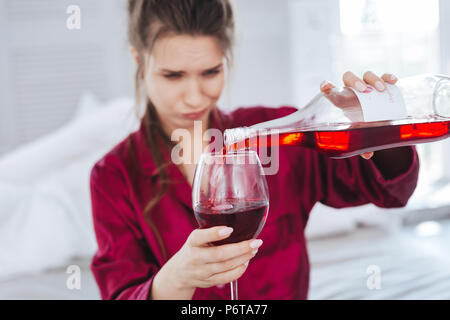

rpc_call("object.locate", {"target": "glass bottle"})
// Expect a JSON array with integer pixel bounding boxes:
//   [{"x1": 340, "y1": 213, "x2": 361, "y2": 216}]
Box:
[{"x1": 224, "y1": 74, "x2": 450, "y2": 158}]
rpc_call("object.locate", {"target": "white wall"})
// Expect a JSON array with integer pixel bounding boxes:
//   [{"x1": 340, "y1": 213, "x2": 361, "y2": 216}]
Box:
[
  {"x1": 0, "y1": 0, "x2": 133, "y2": 156},
  {"x1": 439, "y1": 0, "x2": 450, "y2": 179},
  {"x1": 220, "y1": 0, "x2": 294, "y2": 110}
]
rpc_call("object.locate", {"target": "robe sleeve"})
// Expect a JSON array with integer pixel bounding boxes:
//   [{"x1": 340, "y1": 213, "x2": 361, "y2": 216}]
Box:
[
  {"x1": 316, "y1": 145, "x2": 420, "y2": 209},
  {"x1": 89, "y1": 160, "x2": 159, "y2": 300}
]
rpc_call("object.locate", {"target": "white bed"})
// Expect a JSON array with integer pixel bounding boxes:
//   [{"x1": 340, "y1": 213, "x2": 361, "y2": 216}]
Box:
[
  {"x1": 0, "y1": 93, "x2": 139, "y2": 298},
  {"x1": 1, "y1": 220, "x2": 449, "y2": 300},
  {"x1": 0, "y1": 257, "x2": 99, "y2": 300},
  {"x1": 307, "y1": 219, "x2": 450, "y2": 300}
]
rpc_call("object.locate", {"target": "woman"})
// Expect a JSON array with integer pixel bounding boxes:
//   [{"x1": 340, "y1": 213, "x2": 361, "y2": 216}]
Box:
[{"x1": 90, "y1": 0, "x2": 419, "y2": 300}]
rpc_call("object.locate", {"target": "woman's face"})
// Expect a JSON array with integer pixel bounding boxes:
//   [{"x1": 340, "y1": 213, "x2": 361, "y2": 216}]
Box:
[{"x1": 142, "y1": 34, "x2": 226, "y2": 134}]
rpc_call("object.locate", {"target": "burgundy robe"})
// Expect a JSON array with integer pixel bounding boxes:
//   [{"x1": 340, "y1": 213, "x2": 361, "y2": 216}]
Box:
[{"x1": 90, "y1": 106, "x2": 419, "y2": 299}]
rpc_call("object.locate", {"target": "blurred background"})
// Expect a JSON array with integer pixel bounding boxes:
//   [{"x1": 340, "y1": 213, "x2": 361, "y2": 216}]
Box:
[{"x1": 1, "y1": 0, "x2": 450, "y2": 299}]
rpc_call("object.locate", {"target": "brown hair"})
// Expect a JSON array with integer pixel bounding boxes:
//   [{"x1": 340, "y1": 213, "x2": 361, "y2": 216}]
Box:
[{"x1": 127, "y1": 0, "x2": 235, "y2": 261}]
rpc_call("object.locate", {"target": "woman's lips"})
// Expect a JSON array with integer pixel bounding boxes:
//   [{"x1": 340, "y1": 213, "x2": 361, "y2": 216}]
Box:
[{"x1": 182, "y1": 108, "x2": 208, "y2": 120}]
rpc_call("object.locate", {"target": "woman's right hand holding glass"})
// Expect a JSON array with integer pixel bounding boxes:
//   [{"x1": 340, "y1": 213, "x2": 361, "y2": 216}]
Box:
[{"x1": 150, "y1": 226, "x2": 263, "y2": 300}]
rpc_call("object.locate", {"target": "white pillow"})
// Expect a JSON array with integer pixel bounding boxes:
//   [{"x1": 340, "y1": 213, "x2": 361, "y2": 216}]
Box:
[{"x1": 0, "y1": 92, "x2": 139, "y2": 184}]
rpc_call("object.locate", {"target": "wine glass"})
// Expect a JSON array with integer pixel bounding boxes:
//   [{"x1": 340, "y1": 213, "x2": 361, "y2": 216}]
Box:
[{"x1": 192, "y1": 150, "x2": 270, "y2": 300}]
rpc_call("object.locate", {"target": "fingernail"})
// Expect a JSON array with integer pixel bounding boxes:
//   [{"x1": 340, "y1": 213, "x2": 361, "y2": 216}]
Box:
[
  {"x1": 320, "y1": 80, "x2": 330, "y2": 89},
  {"x1": 375, "y1": 81, "x2": 385, "y2": 91},
  {"x1": 361, "y1": 152, "x2": 373, "y2": 160},
  {"x1": 252, "y1": 249, "x2": 258, "y2": 256},
  {"x1": 250, "y1": 239, "x2": 263, "y2": 249},
  {"x1": 390, "y1": 74, "x2": 397, "y2": 81},
  {"x1": 355, "y1": 81, "x2": 367, "y2": 92},
  {"x1": 219, "y1": 227, "x2": 233, "y2": 236}
]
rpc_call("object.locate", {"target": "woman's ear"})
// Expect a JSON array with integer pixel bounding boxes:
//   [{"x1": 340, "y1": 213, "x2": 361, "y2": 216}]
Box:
[{"x1": 130, "y1": 46, "x2": 139, "y2": 66}]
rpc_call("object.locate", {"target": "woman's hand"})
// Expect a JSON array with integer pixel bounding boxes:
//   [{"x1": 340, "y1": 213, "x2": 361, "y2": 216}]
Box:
[
  {"x1": 151, "y1": 226, "x2": 262, "y2": 299},
  {"x1": 319, "y1": 71, "x2": 399, "y2": 160}
]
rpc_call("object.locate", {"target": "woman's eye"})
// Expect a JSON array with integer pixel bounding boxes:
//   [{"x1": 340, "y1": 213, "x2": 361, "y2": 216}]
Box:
[
  {"x1": 204, "y1": 70, "x2": 220, "y2": 77},
  {"x1": 163, "y1": 70, "x2": 220, "y2": 80},
  {"x1": 164, "y1": 74, "x2": 181, "y2": 80}
]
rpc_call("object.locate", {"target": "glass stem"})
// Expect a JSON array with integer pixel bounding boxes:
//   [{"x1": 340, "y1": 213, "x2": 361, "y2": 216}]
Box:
[{"x1": 230, "y1": 280, "x2": 238, "y2": 300}]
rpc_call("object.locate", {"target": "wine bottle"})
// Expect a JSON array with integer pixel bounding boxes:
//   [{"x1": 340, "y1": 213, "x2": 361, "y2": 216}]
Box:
[{"x1": 224, "y1": 74, "x2": 450, "y2": 158}]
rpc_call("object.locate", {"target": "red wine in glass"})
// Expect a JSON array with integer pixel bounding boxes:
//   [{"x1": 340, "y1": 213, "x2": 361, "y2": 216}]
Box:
[
  {"x1": 194, "y1": 199, "x2": 269, "y2": 246},
  {"x1": 192, "y1": 151, "x2": 269, "y2": 300}
]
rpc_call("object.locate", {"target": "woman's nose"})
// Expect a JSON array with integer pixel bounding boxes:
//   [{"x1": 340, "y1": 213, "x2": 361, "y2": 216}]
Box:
[{"x1": 184, "y1": 79, "x2": 206, "y2": 109}]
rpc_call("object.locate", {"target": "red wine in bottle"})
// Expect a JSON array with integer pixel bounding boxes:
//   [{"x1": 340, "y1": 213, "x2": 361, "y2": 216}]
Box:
[
  {"x1": 225, "y1": 120, "x2": 450, "y2": 158},
  {"x1": 224, "y1": 75, "x2": 450, "y2": 158},
  {"x1": 194, "y1": 200, "x2": 269, "y2": 246}
]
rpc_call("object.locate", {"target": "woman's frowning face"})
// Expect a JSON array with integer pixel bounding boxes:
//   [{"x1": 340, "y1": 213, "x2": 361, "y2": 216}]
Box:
[{"x1": 143, "y1": 34, "x2": 226, "y2": 135}]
